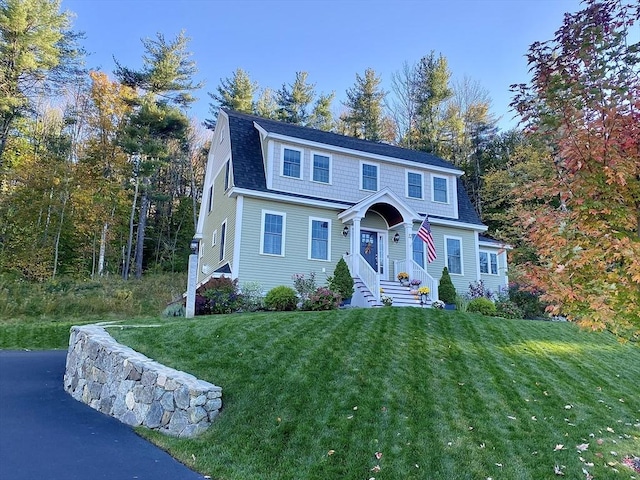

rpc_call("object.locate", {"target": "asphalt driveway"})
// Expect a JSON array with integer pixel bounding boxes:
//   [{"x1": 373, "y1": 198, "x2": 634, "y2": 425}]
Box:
[{"x1": 0, "y1": 350, "x2": 205, "y2": 480}]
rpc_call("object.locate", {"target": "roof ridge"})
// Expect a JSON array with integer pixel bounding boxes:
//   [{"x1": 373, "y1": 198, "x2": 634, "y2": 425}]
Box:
[{"x1": 222, "y1": 108, "x2": 459, "y2": 171}]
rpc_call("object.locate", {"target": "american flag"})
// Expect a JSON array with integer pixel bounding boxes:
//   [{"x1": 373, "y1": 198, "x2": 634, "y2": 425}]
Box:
[{"x1": 417, "y1": 216, "x2": 437, "y2": 263}]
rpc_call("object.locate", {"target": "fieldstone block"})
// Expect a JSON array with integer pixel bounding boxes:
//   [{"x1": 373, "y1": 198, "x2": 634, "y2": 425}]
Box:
[
  {"x1": 174, "y1": 385, "x2": 190, "y2": 410},
  {"x1": 145, "y1": 402, "x2": 164, "y2": 429}
]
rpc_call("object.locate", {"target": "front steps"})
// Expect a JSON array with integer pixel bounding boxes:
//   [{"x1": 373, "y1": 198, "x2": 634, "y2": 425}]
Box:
[{"x1": 354, "y1": 278, "x2": 432, "y2": 308}]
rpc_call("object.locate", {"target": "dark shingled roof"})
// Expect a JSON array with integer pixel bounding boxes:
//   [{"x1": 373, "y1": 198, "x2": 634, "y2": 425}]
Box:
[{"x1": 224, "y1": 109, "x2": 484, "y2": 227}]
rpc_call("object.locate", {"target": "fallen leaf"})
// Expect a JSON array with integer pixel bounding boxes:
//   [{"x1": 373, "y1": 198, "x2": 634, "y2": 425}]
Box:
[
  {"x1": 347, "y1": 415, "x2": 353, "y2": 419},
  {"x1": 554, "y1": 464, "x2": 565, "y2": 475},
  {"x1": 327, "y1": 450, "x2": 335, "y2": 456},
  {"x1": 576, "y1": 443, "x2": 589, "y2": 452},
  {"x1": 371, "y1": 465, "x2": 380, "y2": 472},
  {"x1": 507, "y1": 415, "x2": 517, "y2": 420},
  {"x1": 596, "y1": 438, "x2": 604, "y2": 445},
  {"x1": 554, "y1": 444, "x2": 565, "y2": 451},
  {"x1": 353, "y1": 406, "x2": 358, "y2": 410},
  {"x1": 495, "y1": 463, "x2": 503, "y2": 467},
  {"x1": 606, "y1": 427, "x2": 614, "y2": 433},
  {"x1": 375, "y1": 452, "x2": 382, "y2": 460},
  {"x1": 565, "y1": 405, "x2": 572, "y2": 409},
  {"x1": 531, "y1": 416, "x2": 537, "y2": 421},
  {"x1": 191, "y1": 454, "x2": 196, "y2": 461}
]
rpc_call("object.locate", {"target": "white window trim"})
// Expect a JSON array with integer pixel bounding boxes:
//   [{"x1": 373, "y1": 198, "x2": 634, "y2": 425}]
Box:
[
  {"x1": 308, "y1": 217, "x2": 332, "y2": 261},
  {"x1": 432, "y1": 174, "x2": 449, "y2": 204},
  {"x1": 479, "y1": 250, "x2": 499, "y2": 276},
  {"x1": 360, "y1": 160, "x2": 379, "y2": 191},
  {"x1": 211, "y1": 229, "x2": 217, "y2": 247},
  {"x1": 219, "y1": 126, "x2": 225, "y2": 144},
  {"x1": 444, "y1": 235, "x2": 464, "y2": 276},
  {"x1": 405, "y1": 169, "x2": 424, "y2": 199},
  {"x1": 280, "y1": 146, "x2": 304, "y2": 180},
  {"x1": 311, "y1": 151, "x2": 332, "y2": 185},
  {"x1": 260, "y1": 209, "x2": 286, "y2": 257},
  {"x1": 219, "y1": 219, "x2": 227, "y2": 262}
]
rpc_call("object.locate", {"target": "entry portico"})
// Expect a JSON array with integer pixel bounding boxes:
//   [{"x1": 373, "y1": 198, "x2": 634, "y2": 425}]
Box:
[{"x1": 338, "y1": 188, "x2": 432, "y2": 303}]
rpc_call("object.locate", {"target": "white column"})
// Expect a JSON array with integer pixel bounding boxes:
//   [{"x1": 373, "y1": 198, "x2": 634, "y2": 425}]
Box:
[
  {"x1": 352, "y1": 218, "x2": 361, "y2": 276},
  {"x1": 404, "y1": 222, "x2": 413, "y2": 280},
  {"x1": 185, "y1": 253, "x2": 198, "y2": 318}
]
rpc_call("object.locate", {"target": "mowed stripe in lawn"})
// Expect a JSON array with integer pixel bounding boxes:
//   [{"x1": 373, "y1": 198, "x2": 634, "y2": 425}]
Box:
[{"x1": 111, "y1": 309, "x2": 640, "y2": 480}]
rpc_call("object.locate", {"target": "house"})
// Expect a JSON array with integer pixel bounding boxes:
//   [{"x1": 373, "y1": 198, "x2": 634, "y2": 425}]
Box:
[{"x1": 193, "y1": 109, "x2": 508, "y2": 306}]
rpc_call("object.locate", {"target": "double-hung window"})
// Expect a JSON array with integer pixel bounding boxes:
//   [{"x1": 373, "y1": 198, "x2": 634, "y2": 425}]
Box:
[
  {"x1": 445, "y1": 237, "x2": 462, "y2": 274},
  {"x1": 407, "y1": 171, "x2": 423, "y2": 199},
  {"x1": 361, "y1": 162, "x2": 378, "y2": 191},
  {"x1": 312, "y1": 153, "x2": 331, "y2": 184},
  {"x1": 282, "y1": 148, "x2": 302, "y2": 179},
  {"x1": 433, "y1": 176, "x2": 448, "y2": 203},
  {"x1": 262, "y1": 211, "x2": 285, "y2": 256},
  {"x1": 309, "y1": 218, "x2": 330, "y2": 260},
  {"x1": 479, "y1": 251, "x2": 498, "y2": 275},
  {"x1": 412, "y1": 235, "x2": 425, "y2": 268}
]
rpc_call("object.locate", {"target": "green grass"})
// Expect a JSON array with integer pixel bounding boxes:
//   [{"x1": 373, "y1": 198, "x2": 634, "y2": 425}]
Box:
[{"x1": 110, "y1": 309, "x2": 640, "y2": 480}]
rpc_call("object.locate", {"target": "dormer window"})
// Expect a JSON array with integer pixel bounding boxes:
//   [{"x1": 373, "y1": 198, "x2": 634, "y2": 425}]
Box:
[
  {"x1": 432, "y1": 176, "x2": 448, "y2": 203},
  {"x1": 282, "y1": 147, "x2": 302, "y2": 179},
  {"x1": 361, "y1": 162, "x2": 378, "y2": 191}
]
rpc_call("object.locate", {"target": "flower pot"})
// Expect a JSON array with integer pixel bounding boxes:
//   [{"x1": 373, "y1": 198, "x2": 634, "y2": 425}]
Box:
[{"x1": 341, "y1": 297, "x2": 352, "y2": 307}]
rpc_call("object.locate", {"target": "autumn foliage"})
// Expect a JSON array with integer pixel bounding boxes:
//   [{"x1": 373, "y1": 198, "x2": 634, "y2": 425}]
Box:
[{"x1": 511, "y1": 0, "x2": 640, "y2": 339}]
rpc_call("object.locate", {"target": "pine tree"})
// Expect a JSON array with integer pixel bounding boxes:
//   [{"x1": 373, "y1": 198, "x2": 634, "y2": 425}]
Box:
[
  {"x1": 342, "y1": 68, "x2": 386, "y2": 141},
  {"x1": 0, "y1": 0, "x2": 83, "y2": 163},
  {"x1": 276, "y1": 71, "x2": 315, "y2": 125},
  {"x1": 205, "y1": 68, "x2": 257, "y2": 128}
]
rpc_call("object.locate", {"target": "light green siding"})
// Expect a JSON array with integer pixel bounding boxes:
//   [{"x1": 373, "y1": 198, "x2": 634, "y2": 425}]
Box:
[
  {"x1": 238, "y1": 198, "x2": 348, "y2": 292},
  {"x1": 418, "y1": 224, "x2": 478, "y2": 297},
  {"x1": 198, "y1": 164, "x2": 237, "y2": 283}
]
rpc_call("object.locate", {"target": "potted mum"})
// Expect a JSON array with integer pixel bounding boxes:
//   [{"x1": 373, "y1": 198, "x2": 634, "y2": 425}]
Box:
[
  {"x1": 397, "y1": 272, "x2": 409, "y2": 286},
  {"x1": 418, "y1": 286, "x2": 430, "y2": 304},
  {"x1": 381, "y1": 294, "x2": 393, "y2": 306}
]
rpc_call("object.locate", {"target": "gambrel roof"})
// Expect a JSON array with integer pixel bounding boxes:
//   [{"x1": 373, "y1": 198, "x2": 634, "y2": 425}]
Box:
[{"x1": 224, "y1": 108, "x2": 484, "y2": 227}]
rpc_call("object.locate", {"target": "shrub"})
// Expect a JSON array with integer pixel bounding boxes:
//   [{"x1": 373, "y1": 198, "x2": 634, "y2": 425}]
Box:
[
  {"x1": 438, "y1": 267, "x2": 457, "y2": 304},
  {"x1": 467, "y1": 298, "x2": 497, "y2": 316},
  {"x1": 265, "y1": 286, "x2": 298, "y2": 311},
  {"x1": 162, "y1": 303, "x2": 185, "y2": 317},
  {"x1": 495, "y1": 300, "x2": 524, "y2": 319},
  {"x1": 292, "y1": 273, "x2": 317, "y2": 301},
  {"x1": 328, "y1": 258, "x2": 354, "y2": 301},
  {"x1": 508, "y1": 283, "x2": 545, "y2": 319},
  {"x1": 198, "y1": 276, "x2": 241, "y2": 314},
  {"x1": 455, "y1": 294, "x2": 470, "y2": 312},
  {"x1": 302, "y1": 287, "x2": 341, "y2": 311},
  {"x1": 239, "y1": 281, "x2": 265, "y2": 312},
  {"x1": 467, "y1": 280, "x2": 494, "y2": 300}
]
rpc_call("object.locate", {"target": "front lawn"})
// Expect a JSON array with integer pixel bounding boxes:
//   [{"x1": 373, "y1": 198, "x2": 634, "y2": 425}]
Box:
[{"x1": 111, "y1": 308, "x2": 640, "y2": 480}]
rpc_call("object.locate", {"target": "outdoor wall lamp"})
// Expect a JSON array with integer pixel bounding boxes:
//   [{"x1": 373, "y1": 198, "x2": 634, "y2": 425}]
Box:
[
  {"x1": 393, "y1": 232, "x2": 400, "y2": 243},
  {"x1": 190, "y1": 238, "x2": 200, "y2": 254},
  {"x1": 342, "y1": 226, "x2": 349, "y2": 236}
]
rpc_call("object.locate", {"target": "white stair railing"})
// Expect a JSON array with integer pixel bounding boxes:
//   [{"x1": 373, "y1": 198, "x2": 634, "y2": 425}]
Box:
[
  {"x1": 393, "y1": 259, "x2": 438, "y2": 301},
  {"x1": 358, "y1": 255, "x2": 380, "y2": 302}
]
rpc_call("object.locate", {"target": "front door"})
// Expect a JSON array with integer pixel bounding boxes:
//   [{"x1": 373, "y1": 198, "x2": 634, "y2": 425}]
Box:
[{"x1": 360, "y1": 230, "x2": 378, "y2": 272}]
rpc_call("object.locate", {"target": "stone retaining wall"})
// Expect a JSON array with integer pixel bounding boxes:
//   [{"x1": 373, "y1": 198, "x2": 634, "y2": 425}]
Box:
[{"x1": 64, "y1": 325, "x2": 222, "y2": 438}]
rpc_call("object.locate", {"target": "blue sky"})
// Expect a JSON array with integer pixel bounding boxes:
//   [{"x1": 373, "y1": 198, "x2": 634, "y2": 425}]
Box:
[{"x1": 61, "y1": 0, "x2": 584, "y2": 131}]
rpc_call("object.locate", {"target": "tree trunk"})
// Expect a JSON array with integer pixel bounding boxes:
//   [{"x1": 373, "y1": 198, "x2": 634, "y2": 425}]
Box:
[
  {"x1": 98, "y1": 222, "x2": 108, "y2": 276},
  {"x1": 134, "y1": 188, "x2": 149, "y2": 279},
  {"x1": 123, "y1": 176, "x2": 139, "y2": 280},
  {"x1": 52, "y1": 190, "x2": 69, "y2": 279}
]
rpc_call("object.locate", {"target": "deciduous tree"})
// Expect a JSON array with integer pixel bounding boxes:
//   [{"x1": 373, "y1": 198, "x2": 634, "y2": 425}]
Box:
[{"x1": 511, "y1": 0, "x2": 640, "y2": 339}]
